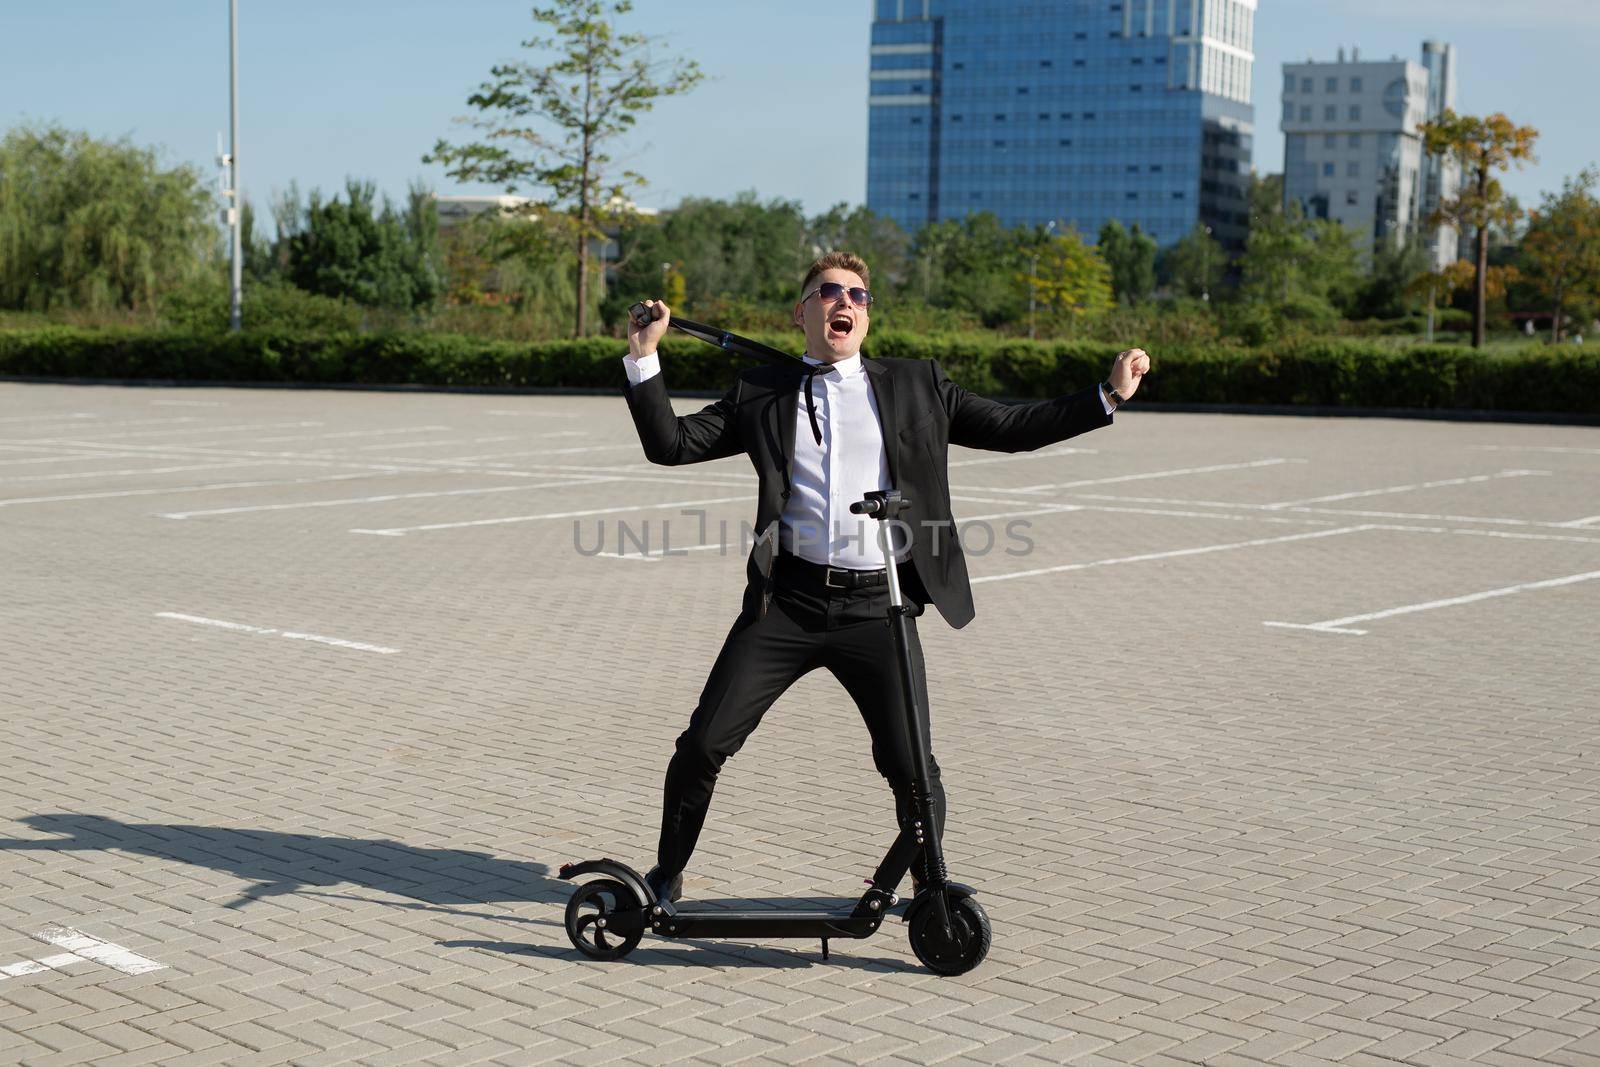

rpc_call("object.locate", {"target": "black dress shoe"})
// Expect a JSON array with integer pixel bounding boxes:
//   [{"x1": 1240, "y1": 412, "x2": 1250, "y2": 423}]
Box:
[{"x1": 644, "y1": 866, "x2": 683, "y2": 903}]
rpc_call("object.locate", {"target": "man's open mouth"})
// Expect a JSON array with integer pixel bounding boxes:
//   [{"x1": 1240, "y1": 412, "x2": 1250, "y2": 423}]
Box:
[{"x1": 827, "y1": 315, "x2": 853, "y2": 338}]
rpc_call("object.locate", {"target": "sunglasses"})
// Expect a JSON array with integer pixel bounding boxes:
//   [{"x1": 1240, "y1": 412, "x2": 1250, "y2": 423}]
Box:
[{"x1": 802, "y1": 281, "x2": 874, "y2": 309}]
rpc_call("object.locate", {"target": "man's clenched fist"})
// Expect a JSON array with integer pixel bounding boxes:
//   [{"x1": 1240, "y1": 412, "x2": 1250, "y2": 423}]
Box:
[
  {"x1": 1108, "y1": 347, "x2": 1151, "y2": 400},
  {"x1": 628, "y1": 299, "x2": 671, "y2": 358}
]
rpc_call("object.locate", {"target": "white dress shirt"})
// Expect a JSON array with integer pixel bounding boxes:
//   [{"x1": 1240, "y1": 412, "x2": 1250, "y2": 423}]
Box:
[{"x1": 623, "y1": 350, "x2": 1116, "y2": 570}]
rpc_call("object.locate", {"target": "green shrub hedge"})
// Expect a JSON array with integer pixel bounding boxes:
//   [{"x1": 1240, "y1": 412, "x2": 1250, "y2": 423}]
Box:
[{"x1": 2, "y1": 325, "x2": 1597, "y2": 415}]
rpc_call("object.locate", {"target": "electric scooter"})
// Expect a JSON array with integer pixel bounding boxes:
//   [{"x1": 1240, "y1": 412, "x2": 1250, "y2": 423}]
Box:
[{"x1": 561, "y1": 488, "x2": 992, "y2": 976}]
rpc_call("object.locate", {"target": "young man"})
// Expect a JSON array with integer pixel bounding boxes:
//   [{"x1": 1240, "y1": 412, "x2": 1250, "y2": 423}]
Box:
[{"x1": 623, "y1": 251, "x2": 1149, "y2": 902}]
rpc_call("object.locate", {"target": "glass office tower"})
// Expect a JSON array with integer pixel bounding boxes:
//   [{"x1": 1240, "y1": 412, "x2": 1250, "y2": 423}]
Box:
[{"x1": 866, "y1": 0, "x2": 1256, "y2": 249}]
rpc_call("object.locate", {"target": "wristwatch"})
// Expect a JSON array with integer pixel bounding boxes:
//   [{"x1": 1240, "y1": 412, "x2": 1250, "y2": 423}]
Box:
[{"x1": 1102, "y1": 381, "x2": 1127, "y2": 409}]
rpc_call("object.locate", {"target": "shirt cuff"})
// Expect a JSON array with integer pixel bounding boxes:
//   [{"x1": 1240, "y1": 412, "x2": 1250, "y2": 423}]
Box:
[
  {"x1": 1097, "y1": 384, "x2": 1116, "y2": 416},
  {"x1": 624, "y1": 351, "x2": 660, "y2": 386}
]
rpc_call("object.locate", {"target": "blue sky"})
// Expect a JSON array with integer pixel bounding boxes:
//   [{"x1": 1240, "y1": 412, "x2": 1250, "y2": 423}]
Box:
[{"x1": 2, "y1": 1, "x2": 1593, "y2": 224}]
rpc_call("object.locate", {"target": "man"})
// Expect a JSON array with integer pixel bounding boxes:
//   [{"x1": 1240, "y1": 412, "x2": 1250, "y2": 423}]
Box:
[{"x1": 623, "y1": 251, "x2": 1149, "y2": 903}]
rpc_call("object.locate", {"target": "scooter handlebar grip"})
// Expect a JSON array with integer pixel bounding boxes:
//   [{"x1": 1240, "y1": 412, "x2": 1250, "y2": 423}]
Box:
[{"x1": 628, "y1": 301, "x2": 662, "y2": 329}]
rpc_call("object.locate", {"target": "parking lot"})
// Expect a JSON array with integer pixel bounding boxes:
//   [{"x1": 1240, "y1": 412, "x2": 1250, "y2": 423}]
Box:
[{"x1": 2, "y1": 379, "x2": 1598, "y2": 1065}]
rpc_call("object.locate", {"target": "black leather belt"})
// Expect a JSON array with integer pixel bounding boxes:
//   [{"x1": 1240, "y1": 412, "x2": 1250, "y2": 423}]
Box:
[{"x1": 776, "y1": 552, "x2": 887, "y2": 591}]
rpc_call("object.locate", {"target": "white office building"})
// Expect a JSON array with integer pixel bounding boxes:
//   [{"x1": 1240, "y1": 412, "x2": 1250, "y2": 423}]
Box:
[{"x1": 1280, "y1": 41, "x2": 1459, "y2": 269}]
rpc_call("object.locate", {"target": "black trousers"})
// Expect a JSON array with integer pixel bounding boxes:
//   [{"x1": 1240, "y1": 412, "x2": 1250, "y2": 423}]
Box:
[{"x1": 656, "y1": 555, "x2": 947, "y2": 876}]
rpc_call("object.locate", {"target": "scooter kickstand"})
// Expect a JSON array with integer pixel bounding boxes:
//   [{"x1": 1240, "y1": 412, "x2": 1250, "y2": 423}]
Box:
[{"x1": 820, "y1": 937, "x2": 829, "y2": 962}]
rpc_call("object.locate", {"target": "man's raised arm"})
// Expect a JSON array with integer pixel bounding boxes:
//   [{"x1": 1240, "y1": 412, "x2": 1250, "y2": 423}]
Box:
[
  {"x1": 937, "y1": 347, "x2": 1150, "y2": 453},
  {"x1": 622, "y1": 299, "x2": 744, "y2": 466}
]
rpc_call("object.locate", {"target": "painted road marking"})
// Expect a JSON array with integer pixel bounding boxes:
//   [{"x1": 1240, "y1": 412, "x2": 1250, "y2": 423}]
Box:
[
  {"x1": 0, "y1": 472, "x2": 391, "y2": 509},
  {"x1": 973, "y1": 525, "x2": 1373, "y2": 584},
  {"x1": 1264, "y1": 568, "x2": 1600, "y2": 636},
  {"x1": 34, "y1": 926, "x2": 167, "y2": 975},
  {"x1": 156, "y1": 475, "x2": 621, "y2": 519},
  {"x1": 1012, "y1": 457, "x2": 1300, "y2": 493},
  {"x1": 0, "y1": 460, "x2": 269, "y2": 485},
  {"x1": 351, "y1": 494, "x2": 750, "y2": 537},
  {"x1": 155, "y1": 613, "x2": 399, "y2": 655},
  {"x1": 0, "y1": 953, "x2": 87, "y2": 980},
  {"x1": 1261, "y1": 469, "x2": 1549, "y2": 509}
]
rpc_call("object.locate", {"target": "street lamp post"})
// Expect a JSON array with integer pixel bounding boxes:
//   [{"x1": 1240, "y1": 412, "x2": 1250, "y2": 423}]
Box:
[
  {"x1": 1201, "y1": 224, "x2": 1212, "y2": 303},
  {"x1": 1029, "y1": 220, "x2": 1056, "y2": 340},
  {"x1": 227, "y1": 0, "x2": 242, "y2": 332}
]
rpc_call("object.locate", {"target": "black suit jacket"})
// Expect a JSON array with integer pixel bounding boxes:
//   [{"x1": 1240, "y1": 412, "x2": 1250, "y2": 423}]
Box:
[{"x1": 623, "y1": 357, "x2": 1111, "y2": 628}]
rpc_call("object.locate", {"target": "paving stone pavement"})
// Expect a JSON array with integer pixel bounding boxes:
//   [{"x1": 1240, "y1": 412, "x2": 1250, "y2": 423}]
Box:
[{"x1": 1, "y1": 380, "x2": 1598, "y2": 1067}]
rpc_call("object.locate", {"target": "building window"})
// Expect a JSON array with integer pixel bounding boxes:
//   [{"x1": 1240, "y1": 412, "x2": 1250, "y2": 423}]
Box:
[
  {"x1": 1323, "y1": 162, "x2": 1335, "y2": 176},
  {"x1": 910, "y1": 116, "x2": 922, "y2": 124},
  {"x1": 994, "y1": 113, "x2": 1006, "y2": 121},
  {"x1": 909, "y1": 192, "x2": 920, "y2": 201},
  {"x1": 1126, "y1": 164, "x2": 1139, "y2": 172},
  {"x1": 1346, "y1": 190, "x2": 1358, "y2": 205},
  {"x1": 1324, "y1": 134, "x2": 1336, "y2": 148},
  {"x1": 1300, "y1": 106, "x2": 1311, "y2": 121},
  {"x1": 1284, "y1": 72, "x2": 1295, "y2": 92},
  {"x1": 1073, "y1": 58, "x2": 1086, "y2": 67},
  {"x1": 1172, "y1": 191, "x2": 1185, "y2": 199},
  {"x1": 1017, "y1": 86, "x2": 1029, "y2": 94},
  {"x1": 1038, "y1": 112, "x2": 1049, "y2": 120},
  {"x1": 1083, "y1": 112, "x2": 1096, "y2": 119},
  {"x1": 911, "y1": 84, "x2": 923, "y2": 92},
  {"x1": 993, "y1": 139, "x2": 1006, "y2": 147},
  {"x1": 1348, "y1": 133, "x2": 1361, "y2": 147},
  {"x1": 1061, "y1": 112, "x2": 1073, "y2": 119},
  {"x1": 1150, "y1": 164, "x2": 1163, "y2": 172},
  {"x1": 1325, "y1": 76, "x2": 1338, "y2": 92},
  {"x1": 1347, "y1": 161, "x2": 1359, "y2": 177},
  {"x1": 1125, "y1": 191, "x2": 1137, "y2": 199},
  {"x1": 1350, "y1": 76, "x2": 1362, "y2": 91},
  {"x1": 1059, "y1": 138, "x2": 1073, "y2": 146},
  {"x1": 1074, "y1": 31, "x2": 1087, "y2": 40},
  {"x1": 1131, "y1": 57, "x2": 1143, "y2": 65},
  {"x1": 1301, "y1": 77, "x2": 1312, "y2": 92},
  {"x1": 1040, "y1": 60, "x2": 1052, "y2": 68},
  {"x1": 1349, "y1": 105, "x2": 1362, "y2": 120},
  {"x1": 1130, "y1": 84, "x2": 1142, "y2": 92},
  {"x1": 1154, "y1": 56, "x2": 1166, "y2": 65},
  {"x1": 1324, "y1": 105, "x2": 1336, "y2": 121}
]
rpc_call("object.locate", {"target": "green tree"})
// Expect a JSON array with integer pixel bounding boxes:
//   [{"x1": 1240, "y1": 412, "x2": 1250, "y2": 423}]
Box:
[
  {"x1": 1354, "y1": 234, "x2": 1432, "y2": 319},
  {"x1": 911, "y1": 212, "x2": 1031, "y2": 326},
  {"x1": 1159, "y1": 223, "x2": 1224, "y2": 300},
  {"x1": 1017, "y1": 229, "x2": 1112, "y2": 325},
  {"x1": 425, "y1": 0, "x2": 703, "y2": 337},
  {"x1": 0, "y1": 123, "x2": 213, "y2": 312},
  {"x1": 285, "y1": 180, "x2": 440, "y2": 310},
  {"x1": 1097, "y1": 220, "x2": 1157, "y2": 305},
  {"x1": 1519, "y1": 168, "x2": 1600, "y2": 342},
  {"x1": 1421, "y1": 109, "x2": 1539, "y2": 346}
]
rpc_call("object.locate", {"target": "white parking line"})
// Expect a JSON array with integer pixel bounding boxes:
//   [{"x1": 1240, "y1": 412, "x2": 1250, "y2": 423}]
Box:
[
  {"x1": 351, "y1": 494, "x2": 750, "y2": 537},
  {"x1": 1470, "y1": 444, "x2": 1600, "y2": 456},
  {"x1": 0, "y1": 472, "x2": 391, "y2": 509},
  {"x1": 1264, "y1": 568, "x2": 1600, "y2": 636},
  {"x1": 156, "y1": 612, "x2": 399, "y2": 654},
  {"x1": 0, "y1": 411, "x2": 100, "y2": 424},
  {"x1": 0, "y1": 460, "x2": 268, "y2": 484},
  {"x1": 946, "y1": 446, "x2": 1096, "y2": 468},
  {"x1": 0, "y1": 420, "x2": 322, "y2": 444},
  {"x1": 1012, "y1": 457, "x2": 1300, "y2": 493},
  {"x1": 0, "y1": 953, "x2": 87, "y2": 981},
  {"x1": 156, "y1": 475, "x2": 623, "y2": 519},
  {"x1": 972, "y1": 525, "x2": 1372, "y2": 584},
  {"x1": 33, "y1": 926, "x2": 167, "y2": 976},
  {"x1": 1261, "y1": 469, "x2": 1549, "y2": 509},
  {"x1": 1059, "y1": 491, "x2": 1587, "y2": 532},
  {"x1": 1556, "y1": 515, "x2": 1600, "y2": 528}
]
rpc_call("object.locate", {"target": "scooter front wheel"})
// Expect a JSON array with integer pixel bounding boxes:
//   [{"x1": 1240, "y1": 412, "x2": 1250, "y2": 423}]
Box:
[
  {"x1": 908, "y1": 894, "x2": 992, "y2": 976},
  {"x1": 565, "y1": 878, "x2": 643, "y2": 961}
]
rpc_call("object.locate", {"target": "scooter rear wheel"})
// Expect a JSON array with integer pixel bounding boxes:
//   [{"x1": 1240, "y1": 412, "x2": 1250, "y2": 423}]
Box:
[
  {"x1": 565, "y1": 878, "x2": 643, "y2": 961},
  {"x1": 908, "y1": 894, "x2": 992, "y2": 976}
]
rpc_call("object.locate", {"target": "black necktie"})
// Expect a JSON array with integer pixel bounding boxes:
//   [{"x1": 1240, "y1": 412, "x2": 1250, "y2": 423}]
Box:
[{"x1": 802, "y1": 365, "x2": 831, "y2": 447}]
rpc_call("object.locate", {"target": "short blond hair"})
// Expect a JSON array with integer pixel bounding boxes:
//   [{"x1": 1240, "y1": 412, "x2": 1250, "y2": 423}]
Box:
[{"x1": 801, "y1": 251, "x2": 870, "y2": 295}]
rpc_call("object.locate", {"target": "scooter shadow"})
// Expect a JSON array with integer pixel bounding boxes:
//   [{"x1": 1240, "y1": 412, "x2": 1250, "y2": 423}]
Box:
[
  {"x1": 443, "y1": 893, "x2": 919, "y2": 973},
  {"x1": 441, "y1": 937, "x2": 912, "y2": 973}
]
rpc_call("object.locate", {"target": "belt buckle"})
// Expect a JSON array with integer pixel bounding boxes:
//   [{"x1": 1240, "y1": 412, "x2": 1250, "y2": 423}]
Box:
[{"x1": 824, "y1": 567, "x2": 849, "y2": 589}]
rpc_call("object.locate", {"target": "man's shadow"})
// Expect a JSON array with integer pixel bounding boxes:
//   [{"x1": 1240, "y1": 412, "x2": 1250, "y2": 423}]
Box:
[
  {"x1": 0, "y1": 813, "x2": 566, "y2": 916},
  {"x1": 2, "y1": 814, "x2": 914, "y2": 971}
]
